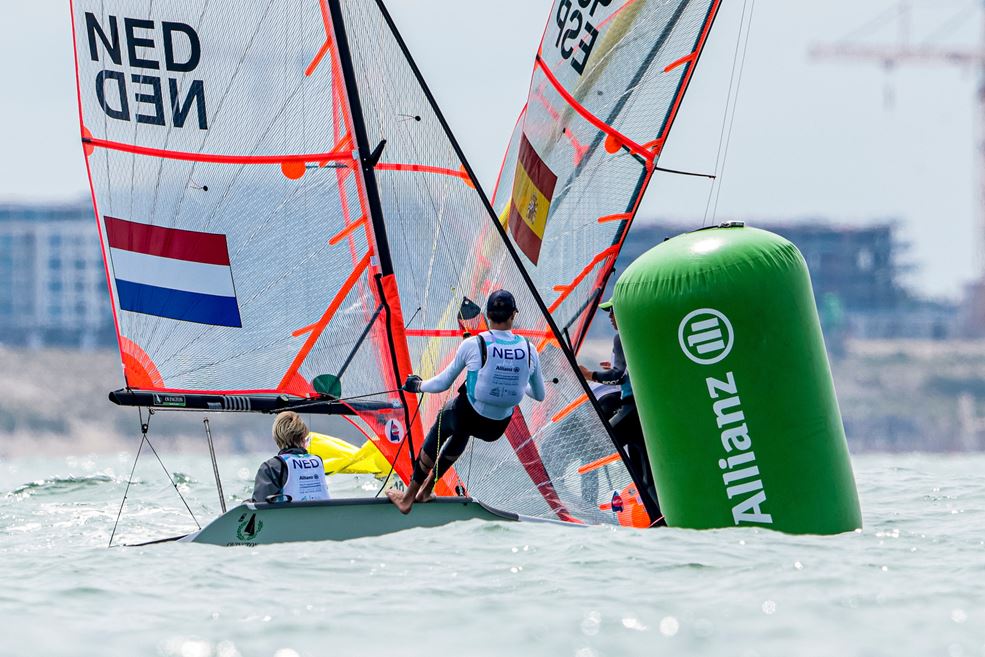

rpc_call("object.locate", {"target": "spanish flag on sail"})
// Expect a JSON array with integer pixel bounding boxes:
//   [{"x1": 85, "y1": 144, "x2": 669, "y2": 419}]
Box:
[{"x1": 506, "y1": 135, "x2": 557, "y2": 265}]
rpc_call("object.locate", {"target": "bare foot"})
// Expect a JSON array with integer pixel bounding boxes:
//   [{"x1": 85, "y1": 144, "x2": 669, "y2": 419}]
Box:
[{"x1": 386, "y1": 489, "x2": 414, "y2": 514}]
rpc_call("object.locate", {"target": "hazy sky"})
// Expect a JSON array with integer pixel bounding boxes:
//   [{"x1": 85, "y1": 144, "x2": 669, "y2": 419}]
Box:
[{"x1": 1, "y1": 1, "x2": 981, "y2": 299}]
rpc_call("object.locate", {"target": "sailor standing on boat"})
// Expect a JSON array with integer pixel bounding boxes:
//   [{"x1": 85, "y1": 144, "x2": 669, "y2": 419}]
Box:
[
  {"x1": 387, "y1": 290, "x2": 546, "y2": 514},
  {"x1": 579, "y1": 299, "x2": 659, "y2": 513},
  {"x1": 252, "y1": 411, "x2": 330, "y2": 503}
]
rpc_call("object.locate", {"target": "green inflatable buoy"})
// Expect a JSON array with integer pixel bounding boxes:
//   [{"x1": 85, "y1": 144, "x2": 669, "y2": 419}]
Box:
[{"x1": 613, "y1": 225, "x2": 861, "y2": 535}]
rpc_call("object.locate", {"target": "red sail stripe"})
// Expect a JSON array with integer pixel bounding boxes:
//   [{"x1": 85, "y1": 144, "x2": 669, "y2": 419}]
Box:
[
  {"x1": 375, "y1": 162, "x2": 469, "y2": 179},
  {"x1": 279, "y1": 253, "x2": 372, "y2": 391},
  {"x1": 403, "y1": 328, "x2": 552, "y2": 339},
  {"x1": 535, "y1": 56, "x2": 655, "y2": 163},
  {"x1": 104, "y1": 216, "x2": 231, "y2": 266},
  {"x1": 664, "y1": 50, "x2": 698, "y2": 73},
  {"x1": 83, "y1": 136, "x2": 353, "y2": 166}
]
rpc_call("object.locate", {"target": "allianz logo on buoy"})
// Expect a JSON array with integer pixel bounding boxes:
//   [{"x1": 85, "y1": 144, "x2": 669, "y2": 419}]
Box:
[{"x1": 678, "y1": 308, "x2": 734, "y2": 366}]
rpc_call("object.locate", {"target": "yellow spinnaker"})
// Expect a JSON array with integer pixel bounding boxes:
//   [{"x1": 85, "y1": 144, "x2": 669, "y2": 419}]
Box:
[{"x1": 308, "y1": 432, "x2": 391, "y2": 476}]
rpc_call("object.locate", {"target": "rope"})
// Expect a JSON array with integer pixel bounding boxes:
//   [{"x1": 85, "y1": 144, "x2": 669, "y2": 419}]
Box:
[
  {"x1": 143, "y1": 431, "x2": 201, "y2": 530},
  {"x1": 373, "y1": 391, "x2": 424, "y2": 497},
  {"x1": 703, "y1": 0, "x2": 757, "y2": 226},
  {"x1": 284, "y1": 388, "x2": 404, "y2": 411},
  {"x1": 710, "y1": 0, "x2": 757, "y2": 224}
]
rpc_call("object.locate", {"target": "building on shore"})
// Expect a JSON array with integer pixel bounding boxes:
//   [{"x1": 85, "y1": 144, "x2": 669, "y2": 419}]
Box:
[
  {"x1": 607, "y1": 220, "x2": 957, "y2": 342},
  {"x1": 0, "y1": 203, "x2": 959, "y2": 347},
  {"x1": 0, "y1": 202, "x2": 114, "y2": 348}
]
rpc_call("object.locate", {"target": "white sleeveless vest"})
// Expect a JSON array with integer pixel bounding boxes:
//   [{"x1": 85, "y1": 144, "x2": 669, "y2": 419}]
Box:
[
  {"x1": 278, "y1": 452, "x2": 330, "y2": 502},
  {"x1": 467, "y1": 331, "x2": 532, "y2": 415}
]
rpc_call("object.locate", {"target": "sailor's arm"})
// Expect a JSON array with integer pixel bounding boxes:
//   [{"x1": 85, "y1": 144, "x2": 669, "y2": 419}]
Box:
[
  {"x1": 525, "y1": 348, "x2": 546, "y2": 401},
  {"x1": 416, "y1": 340, "x2": 475, "y2": 393},
  {"x1": 591, "y1": 334, "x2": 627, "y2": 384}
]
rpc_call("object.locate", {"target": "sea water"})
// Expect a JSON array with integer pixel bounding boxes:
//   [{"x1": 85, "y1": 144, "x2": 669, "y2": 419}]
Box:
[{"x1": 1, "y1": 451, "x2": 982, "y2": 657}]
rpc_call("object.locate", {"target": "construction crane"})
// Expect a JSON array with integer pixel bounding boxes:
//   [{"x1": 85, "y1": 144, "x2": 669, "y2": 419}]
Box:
[{"x1": 811, "y1": 1, "x2": 985, "y2": 334}]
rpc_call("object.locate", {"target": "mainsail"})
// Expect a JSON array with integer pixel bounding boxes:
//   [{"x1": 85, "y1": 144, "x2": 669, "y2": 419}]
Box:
[
  {"x1": 492, "y1": 0, "x2": 722, "y2": 350},
  {"x1": 72, "y1": 0, "x2": 648, "y2": 525}
]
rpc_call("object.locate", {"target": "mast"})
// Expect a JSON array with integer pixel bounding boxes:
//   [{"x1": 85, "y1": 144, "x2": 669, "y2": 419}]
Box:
[
  {"x1": 372, "y1": 0, "x2": 662, "y2": 521},
  {"x1": 327, "y1": 0, "x2": 418, "y2": 459}
]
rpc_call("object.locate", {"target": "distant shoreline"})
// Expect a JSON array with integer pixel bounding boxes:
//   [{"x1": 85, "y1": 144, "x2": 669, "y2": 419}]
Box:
[{"x1": 2, "y1": 340, "x2": 982, "y2": 455}]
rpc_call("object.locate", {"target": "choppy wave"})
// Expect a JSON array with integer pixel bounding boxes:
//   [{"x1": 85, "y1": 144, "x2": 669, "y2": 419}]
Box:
[
  {"x1": 5, "y1": 473, "x2": 117, "y2": 497},
  {"x1": 1, "y1": 453, "x2": 983, "y2": 657}
]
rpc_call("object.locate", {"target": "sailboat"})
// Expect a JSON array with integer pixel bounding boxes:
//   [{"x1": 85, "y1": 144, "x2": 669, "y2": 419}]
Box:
[{"x1": 71, "y1": 0, "x2": 722, "y2": 545}]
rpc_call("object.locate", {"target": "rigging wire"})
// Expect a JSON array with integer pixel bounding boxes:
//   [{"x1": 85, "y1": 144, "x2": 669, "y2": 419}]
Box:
[
  {"x1": 711, "y1": 0, "x2": 758, "y2": 224},
  {"x1": 703, "y1": 0, "x2": 757, "y2": 226},
  {"x1": 702, "y1": 0, "x2": 750, "y2": 225},
  {"x1": 109, "y1": 407, "x2": 200, "y2": 546},
  {"x1": 143, "y1": 428, "x2": 201, "y2": 530},
  {"x1": 373, "y1": 392, "x2": 424, "y2": 498},
  {"x1": 108, "y1": 408, "x2": 148, "y2": 549}
]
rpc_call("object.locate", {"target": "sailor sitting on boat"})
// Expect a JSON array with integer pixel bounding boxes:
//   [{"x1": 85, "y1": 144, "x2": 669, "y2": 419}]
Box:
[
  {"x1": 252, "y1": 411, "x2": 331, "y2": 504},
  {"x1": 387, "y1": 289, "x2": 546, "y2": 514}
]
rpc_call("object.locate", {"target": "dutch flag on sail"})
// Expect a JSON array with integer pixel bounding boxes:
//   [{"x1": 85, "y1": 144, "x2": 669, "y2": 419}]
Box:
[{"x1": 104, "y1": 216, "x2": 242, "y2": 328}]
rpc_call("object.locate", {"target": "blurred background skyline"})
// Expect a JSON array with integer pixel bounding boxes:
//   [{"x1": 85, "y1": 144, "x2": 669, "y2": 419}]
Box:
[
  {"x1": 2, "y1": 0, "x2": 984, "y2": 300},
  {"x1": 3, "y1": 0, "x2": 985, "y2": 454}
]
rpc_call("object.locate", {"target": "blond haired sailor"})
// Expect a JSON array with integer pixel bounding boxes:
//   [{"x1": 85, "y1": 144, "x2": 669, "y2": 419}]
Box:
[{"x1": 251, "y1": 411, "x2": 330, "y2": 503}]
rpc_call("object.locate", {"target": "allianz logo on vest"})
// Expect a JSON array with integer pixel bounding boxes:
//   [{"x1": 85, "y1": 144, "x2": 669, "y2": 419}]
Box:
[{"x1": 678, "y1": 308, "x2": 772, "y2": 526}]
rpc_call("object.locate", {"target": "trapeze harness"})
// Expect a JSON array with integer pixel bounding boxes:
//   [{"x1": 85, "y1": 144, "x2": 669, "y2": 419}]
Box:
[
  {"x1": 278, "y1": 452, "x2": 330, "y2": 502},
  {"x1": 412, "y1": 331, "x2": 536, "y2": 486}
]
